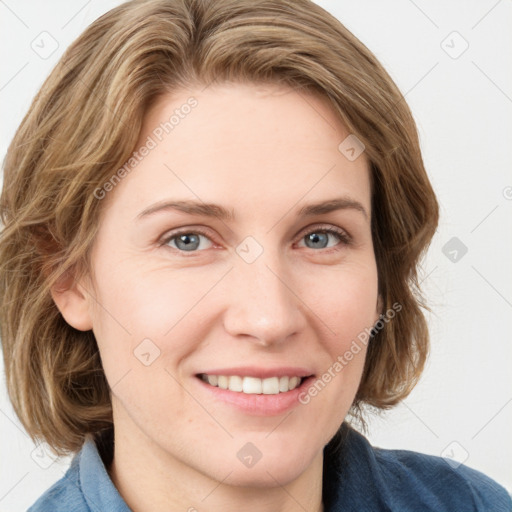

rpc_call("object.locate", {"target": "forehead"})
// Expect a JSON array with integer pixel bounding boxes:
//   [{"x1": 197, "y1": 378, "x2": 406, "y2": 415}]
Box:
[{"x1": 104, "y1": 82, "x2": 371, "y2": 220}]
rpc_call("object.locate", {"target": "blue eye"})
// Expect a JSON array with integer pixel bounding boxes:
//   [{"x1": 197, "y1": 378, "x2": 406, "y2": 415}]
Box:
[
  {"x1": 299, "y1": 227, "x2": 351, "y2": 250},
  {"x1": 160, "y1": 225, "x2": 350, "y2": 254},
  {"x1": 163, "y1": 229, "x2": 213, "y2": 252}
]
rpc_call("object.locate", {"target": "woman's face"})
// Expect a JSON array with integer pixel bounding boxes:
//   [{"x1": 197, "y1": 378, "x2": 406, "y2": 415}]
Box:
[{"x1": 74, "y1": 82, "x2": 380, "y2": 486}]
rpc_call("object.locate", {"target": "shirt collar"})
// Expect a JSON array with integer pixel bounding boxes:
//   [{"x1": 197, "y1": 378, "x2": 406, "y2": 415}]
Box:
[
  {"x1": 77, "y1": 435, "x2": 131, "y2": 512},
  {"x1": 322, "y1": 423, "x2": 381, "y2": 511},
  {"x1": 72, "y1": 424, "x2": 368, "y2": 512}
]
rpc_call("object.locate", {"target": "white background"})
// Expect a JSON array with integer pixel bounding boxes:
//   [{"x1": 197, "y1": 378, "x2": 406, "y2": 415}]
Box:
[{"x1": 1, "y1": 1, "x2": 511, "y2": 510}]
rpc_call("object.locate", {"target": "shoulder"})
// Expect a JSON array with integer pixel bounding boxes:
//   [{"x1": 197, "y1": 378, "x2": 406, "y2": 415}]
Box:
[
  {"x1": 373, "y1": 445, "x2": 512, "y2": 511},
  {"x1": 27, "y1": 453, "x2": 89, "y2": 512},
  {"x1": 324, "y1": 425, "x2": 512, "y2": 512}
]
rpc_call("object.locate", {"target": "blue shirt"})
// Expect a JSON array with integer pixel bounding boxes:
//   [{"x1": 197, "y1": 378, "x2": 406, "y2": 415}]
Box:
[{"x1": 28, "y1": 425, "x2": 512, "y2": 511}]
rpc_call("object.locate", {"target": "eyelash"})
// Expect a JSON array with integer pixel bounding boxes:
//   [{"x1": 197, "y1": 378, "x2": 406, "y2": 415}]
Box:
[{"x1": 159, "y1": 224, "x2": 352, "y2": 255}]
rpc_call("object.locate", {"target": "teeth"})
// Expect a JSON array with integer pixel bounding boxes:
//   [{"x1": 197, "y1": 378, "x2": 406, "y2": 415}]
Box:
[
  {"x1": 262, "y1": 377, "x2": 279, "y2": 395},
  {"x1": 279, "y1": 376, "x2": 289, "y2": 392},
  {"x1": 289, "y1": 376, "x2": 300, "y2": 389},
  {"x1": 229, "y1": 375, "x2": 243, "y2": 392},
  {"x1": 217, "y1": 375, "x2": 229, "y2": 389},
  {"x1": 243, "y1": 376, "x2": 262, "y2": 394},
  {"x1": 201, "y1": 374, "x2": 304, "y2": 394}
]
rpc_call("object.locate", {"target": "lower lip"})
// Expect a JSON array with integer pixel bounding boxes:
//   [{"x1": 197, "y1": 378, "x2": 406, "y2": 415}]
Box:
[{"x1": 194, "y1": 376, "x2": 315, "y2": 416}]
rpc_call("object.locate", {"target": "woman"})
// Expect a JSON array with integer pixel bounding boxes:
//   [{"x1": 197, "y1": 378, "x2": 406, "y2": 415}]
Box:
[{"x1": 0, "y1": 0, "x2": 510, "y2": 510}]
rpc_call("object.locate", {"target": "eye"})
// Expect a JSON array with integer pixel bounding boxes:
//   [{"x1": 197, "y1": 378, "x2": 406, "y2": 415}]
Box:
[
  {"x1": 161, "y1": 228, "x2": 214, "y2": 252},
  {"x1": 296, "y1": 225, "x2": 351, "y2": 251},
  {"x1": 159, "y1": 224, "x2": 351, "y2": 255}
]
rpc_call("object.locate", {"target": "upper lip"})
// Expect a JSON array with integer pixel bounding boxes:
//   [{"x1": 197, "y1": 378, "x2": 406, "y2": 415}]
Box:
[{"x1": 196, "y1": 366, "x2": 315, "y2": 379}]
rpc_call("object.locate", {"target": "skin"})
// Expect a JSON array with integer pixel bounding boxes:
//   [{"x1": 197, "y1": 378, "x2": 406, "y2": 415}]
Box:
[{"x1": 52, "y1": 82, "x2": 381, "y2": 512}]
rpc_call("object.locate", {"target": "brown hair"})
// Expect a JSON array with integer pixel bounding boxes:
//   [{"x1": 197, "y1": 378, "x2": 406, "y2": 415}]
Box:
[{"x1": 0, "y1": 0, "x2": 438, "y2": 455}]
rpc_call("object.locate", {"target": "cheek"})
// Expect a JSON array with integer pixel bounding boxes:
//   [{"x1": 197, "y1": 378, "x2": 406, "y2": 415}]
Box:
[
  {"x1": 86, "y1": 245, "x2": 379, "y2": 481},
  {"x1": 312, "y1": 260, "x2": 379, "y2": 341},
  {"x1": 309, "y1": 263, "x2": 377, "y2": 389},
  {"x1": 90, "y1": 245, "x2": 378, "y2": 378},
  {"x1": 89, "y1": 258, "x2": 227, "y2": 378}
]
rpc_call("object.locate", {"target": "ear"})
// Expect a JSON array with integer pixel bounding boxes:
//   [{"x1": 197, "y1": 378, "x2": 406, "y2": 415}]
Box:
[{"x1": 50, "y1": 269, "x2": 93, "y2": 331}]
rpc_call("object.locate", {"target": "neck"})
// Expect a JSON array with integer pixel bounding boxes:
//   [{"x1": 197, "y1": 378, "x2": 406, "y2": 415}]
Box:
[{"x1": 108, "y1": 418, "x2": 324, "y2": 512}]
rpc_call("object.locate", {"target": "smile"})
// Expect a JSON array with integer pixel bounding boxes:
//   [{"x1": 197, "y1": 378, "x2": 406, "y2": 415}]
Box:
[{"x1": 199, "y1": 374, "x2": 304, "y2": 394}]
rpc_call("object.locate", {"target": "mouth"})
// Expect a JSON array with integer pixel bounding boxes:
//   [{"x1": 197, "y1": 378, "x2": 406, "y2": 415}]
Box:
[
  {"x1": 197, "y1": 373, "x2": 311, "y2": 394},
  {"x1": 193, "y1": 366, "x2": 316, "y2": 415}
]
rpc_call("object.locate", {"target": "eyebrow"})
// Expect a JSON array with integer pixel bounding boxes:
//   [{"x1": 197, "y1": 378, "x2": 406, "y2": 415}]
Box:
[{"x1": 136, "y1": 196, "x2": 369, "y2": 222}]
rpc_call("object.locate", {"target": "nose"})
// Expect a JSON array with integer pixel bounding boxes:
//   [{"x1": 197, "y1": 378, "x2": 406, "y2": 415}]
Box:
[{"x1": 222, "y1": 252, "x2": 306, "y2": 347}]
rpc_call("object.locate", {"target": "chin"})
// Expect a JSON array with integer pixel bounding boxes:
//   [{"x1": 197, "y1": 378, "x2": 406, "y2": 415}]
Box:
[
  {"x1": 193, "y1": 433, "x2": 323, "y2": 489},
  {"x1": 218, "y1": 456, "x2": 312, "y2": 489}
]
